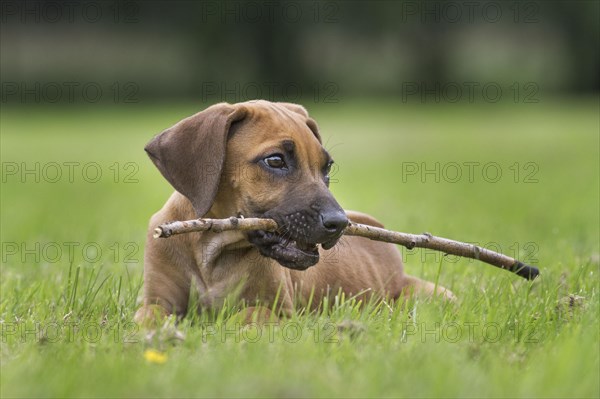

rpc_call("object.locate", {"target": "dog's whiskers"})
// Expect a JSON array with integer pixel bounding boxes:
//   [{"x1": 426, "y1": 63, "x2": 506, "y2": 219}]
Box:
[
  {"x1": 336, "y1": 236, "x2": 351, "y2": 249},
  {"x1": 278, "y1": 227, "x2": 295, "y2": 245}
]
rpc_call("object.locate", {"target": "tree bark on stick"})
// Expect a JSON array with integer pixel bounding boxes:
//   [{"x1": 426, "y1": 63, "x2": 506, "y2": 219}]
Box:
[{"x1": 153, "y1": 217, "x2": 540, "y2": 280}]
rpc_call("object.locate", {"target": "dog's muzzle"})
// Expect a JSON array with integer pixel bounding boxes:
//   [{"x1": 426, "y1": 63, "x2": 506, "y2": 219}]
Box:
[{"x1": 247, "y1": 209, "x2": 348, "y2": 270}]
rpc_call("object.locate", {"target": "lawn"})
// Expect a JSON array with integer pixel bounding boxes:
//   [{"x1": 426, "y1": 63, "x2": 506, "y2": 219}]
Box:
[{"x1": 1, "y1": 99, "x2": 598, "y2": 398}]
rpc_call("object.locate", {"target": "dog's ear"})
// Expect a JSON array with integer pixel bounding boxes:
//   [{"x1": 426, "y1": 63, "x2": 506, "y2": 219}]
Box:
[
  {"x1": 145, "y1": 103, "x2": 247, "y2": 217},
  {"x1": 277, "y1": 102, "x2": 322, "y2": 143},
  {"x1": 305, "y1": 118, "x2": 322, "y2": 143}
]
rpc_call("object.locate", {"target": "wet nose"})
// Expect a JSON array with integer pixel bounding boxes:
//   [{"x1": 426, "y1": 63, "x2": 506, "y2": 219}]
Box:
[{"x1": 320, "y1": 210, "x2": 349, "y2": 235}]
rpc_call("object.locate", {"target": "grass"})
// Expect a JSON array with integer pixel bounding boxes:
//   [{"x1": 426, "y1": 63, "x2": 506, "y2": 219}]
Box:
[{"x1": 1, "y1": 99, "x2": 599, "y2": 398}]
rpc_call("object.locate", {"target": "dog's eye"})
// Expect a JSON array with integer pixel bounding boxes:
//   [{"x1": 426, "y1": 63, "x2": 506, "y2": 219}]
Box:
[
  {"x1": 264, "y1": 155, "x2": 287, "y2": 169},
  {"x1": 323, "y1": 161, "x2": 334, "y2": 186},
  {"x1": 324, "y1": 160, "x2": 334, "y2": 176}
]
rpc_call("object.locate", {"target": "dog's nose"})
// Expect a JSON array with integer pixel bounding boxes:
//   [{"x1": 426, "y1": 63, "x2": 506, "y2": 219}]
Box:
[{"x1": 320, "y1": 210, "x2": 349, "y2": 234}]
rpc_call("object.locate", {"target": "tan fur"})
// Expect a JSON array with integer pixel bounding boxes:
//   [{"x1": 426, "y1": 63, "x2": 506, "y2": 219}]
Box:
[{"x1": 135, "y1": 101, "x2": 454, "y2": 325}]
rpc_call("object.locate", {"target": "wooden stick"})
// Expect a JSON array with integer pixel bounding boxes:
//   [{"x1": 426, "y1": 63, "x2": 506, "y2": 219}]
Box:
[{"x1": 154, "y1": 217, "x2": 540, "y2": 280}]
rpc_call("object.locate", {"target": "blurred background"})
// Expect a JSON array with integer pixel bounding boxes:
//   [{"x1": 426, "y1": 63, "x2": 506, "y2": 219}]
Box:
[{"x1": 1, "y1": 0, "x2": 599, "y2": 103}]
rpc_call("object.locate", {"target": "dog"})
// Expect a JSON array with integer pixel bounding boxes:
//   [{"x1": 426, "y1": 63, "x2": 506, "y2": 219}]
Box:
[{"x1": 135, "y1": 100, "x2": 454, "y2": 324}]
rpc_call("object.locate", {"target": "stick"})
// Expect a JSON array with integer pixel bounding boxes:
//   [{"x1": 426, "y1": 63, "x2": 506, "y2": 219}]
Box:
[{"x1": 153, "y1": 217, "x2": 540, "y2": 280}]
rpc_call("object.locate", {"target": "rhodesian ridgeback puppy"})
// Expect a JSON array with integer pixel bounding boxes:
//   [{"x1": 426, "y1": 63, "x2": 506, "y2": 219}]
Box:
[{"x1": 135, "y1": 100, "x2": 454, "y2": 324}]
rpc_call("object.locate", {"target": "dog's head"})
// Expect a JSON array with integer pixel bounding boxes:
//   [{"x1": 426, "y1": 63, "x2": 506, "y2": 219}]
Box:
[{"x1": 145, "y1": 100, "x2": 348, "y2": 270}]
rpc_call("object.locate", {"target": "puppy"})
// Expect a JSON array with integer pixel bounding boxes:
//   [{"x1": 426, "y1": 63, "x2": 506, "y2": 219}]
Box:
[{"x1": 135, "y1": 100, "x2": 453, "y2": 324}]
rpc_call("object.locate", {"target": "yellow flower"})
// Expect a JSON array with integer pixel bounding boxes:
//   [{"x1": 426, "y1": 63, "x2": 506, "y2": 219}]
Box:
[{"x1": 144, "y1": 349, "x2": 167, "y2": 364}]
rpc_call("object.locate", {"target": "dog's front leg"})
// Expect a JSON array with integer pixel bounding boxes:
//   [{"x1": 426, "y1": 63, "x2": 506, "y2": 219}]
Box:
[{"x1": 135, "y1": 233, "x2": 193, "y2": 327}]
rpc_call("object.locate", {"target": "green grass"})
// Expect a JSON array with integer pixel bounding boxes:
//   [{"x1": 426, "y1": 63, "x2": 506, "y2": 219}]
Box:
[{"x1": 1, "y1": 99, "x2": 599, "y2": 398}]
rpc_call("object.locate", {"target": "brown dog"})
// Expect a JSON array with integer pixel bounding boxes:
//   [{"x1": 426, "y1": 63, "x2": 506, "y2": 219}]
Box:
[{"x1": 135, "y1": 100, "x2": 453, "y2": 324}]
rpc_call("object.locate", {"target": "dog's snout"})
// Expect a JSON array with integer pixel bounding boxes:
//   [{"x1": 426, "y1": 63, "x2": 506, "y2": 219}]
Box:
[{"x1": 320, "y1": 210, "x2": 349, "y2": 234}]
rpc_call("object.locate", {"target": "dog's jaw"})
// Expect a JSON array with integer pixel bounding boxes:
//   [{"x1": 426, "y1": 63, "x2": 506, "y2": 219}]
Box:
[
  {"x1": 243, "y1": 208, "x2": 344, "y2": 270},
  {"x1": 246, "y1": 229, "x2": 320, "y2": 270}
]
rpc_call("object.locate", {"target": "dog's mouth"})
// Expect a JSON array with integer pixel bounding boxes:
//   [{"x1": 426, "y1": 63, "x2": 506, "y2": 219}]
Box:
[{"x1": 247, "y1": 230, "x2": 333, "y2": 270}]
